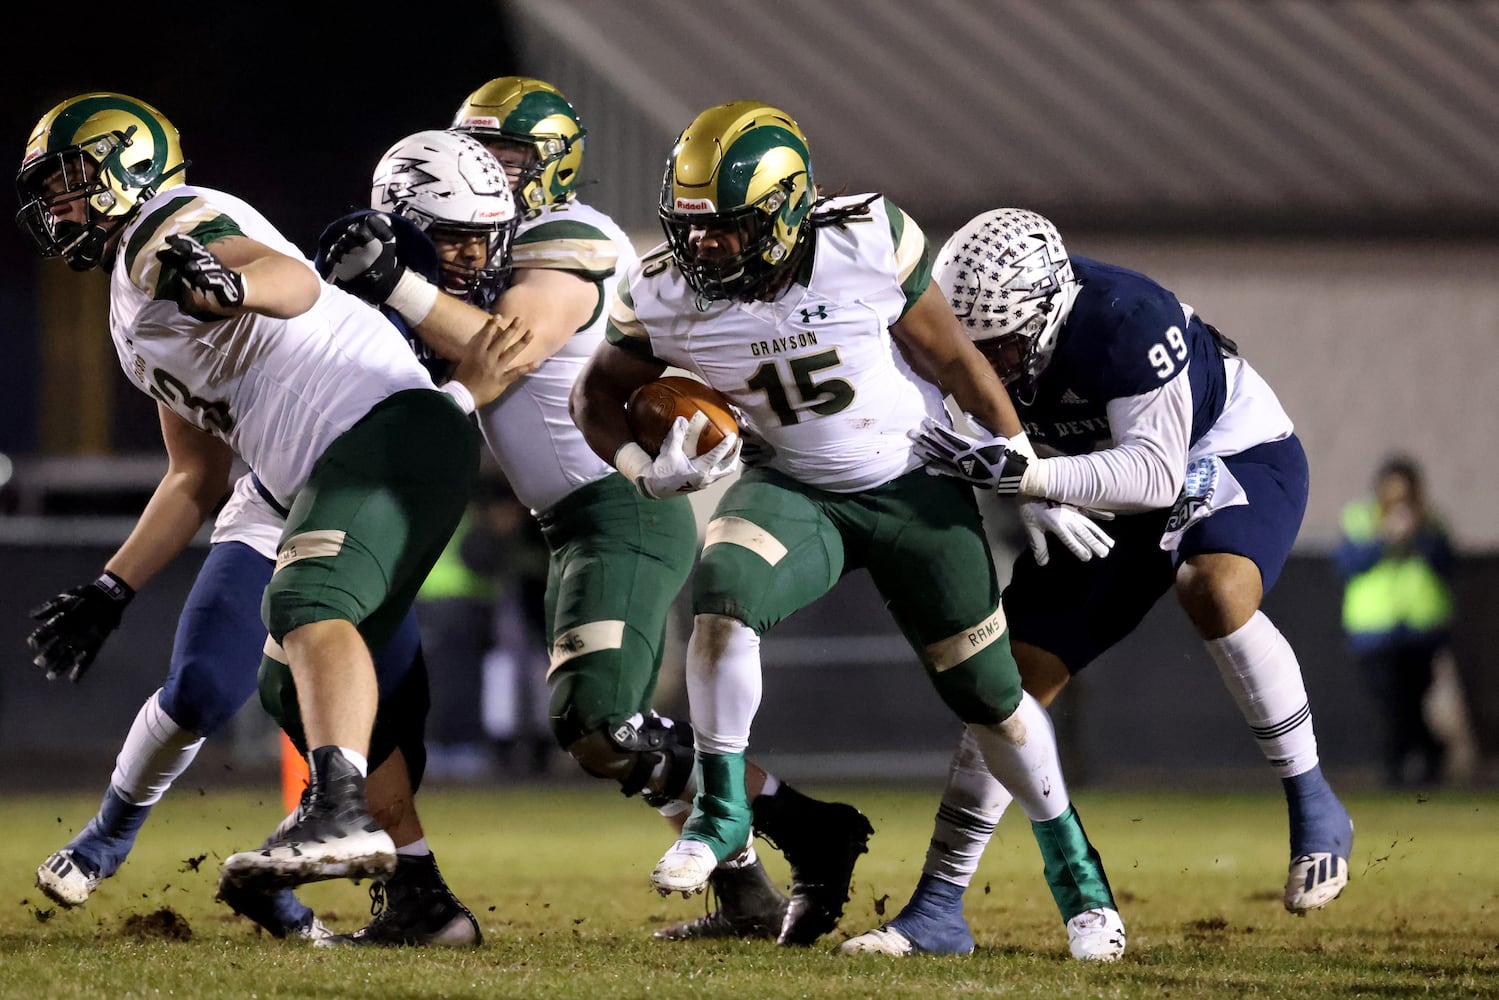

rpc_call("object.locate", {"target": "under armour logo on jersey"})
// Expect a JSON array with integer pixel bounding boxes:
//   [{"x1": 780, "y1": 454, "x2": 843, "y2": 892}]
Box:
[{"x1": 799, "y1": 305, "x2": 829, "y2": 322}]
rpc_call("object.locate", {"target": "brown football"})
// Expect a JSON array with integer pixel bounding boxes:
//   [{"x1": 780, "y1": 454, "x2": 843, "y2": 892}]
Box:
[{"x1": 626, "y1": 375, "x2": 738, "y2": 458}]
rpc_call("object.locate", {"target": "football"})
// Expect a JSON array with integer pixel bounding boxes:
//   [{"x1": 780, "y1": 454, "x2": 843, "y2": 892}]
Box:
[{"x1": 626, "y1": 375, "x2": 738, "y2": 458}]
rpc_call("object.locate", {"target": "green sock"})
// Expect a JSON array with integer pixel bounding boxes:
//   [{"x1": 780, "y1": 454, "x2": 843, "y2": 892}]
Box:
[
  {"x1": 1032, "y1": 804, "x2": 1116, "y2": 921},
  {"x1": 682, "y1": 751, "x2": 752, "y2": 862}
]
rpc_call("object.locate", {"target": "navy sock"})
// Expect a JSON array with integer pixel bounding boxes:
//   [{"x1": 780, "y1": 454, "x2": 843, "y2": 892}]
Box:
[{"x1": 68, "y1": 787, "x2": 152, "y2": 878}]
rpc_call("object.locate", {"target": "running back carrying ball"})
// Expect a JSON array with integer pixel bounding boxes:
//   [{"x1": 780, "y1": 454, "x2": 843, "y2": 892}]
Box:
[{"x1": 626, "y1": 376, "x2": 738, "y2": 458}]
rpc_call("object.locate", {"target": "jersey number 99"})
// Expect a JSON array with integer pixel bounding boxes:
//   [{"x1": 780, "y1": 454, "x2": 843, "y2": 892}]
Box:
[{"x1": 1148, "y1": 326, "x2": 1189, "y2": 380}]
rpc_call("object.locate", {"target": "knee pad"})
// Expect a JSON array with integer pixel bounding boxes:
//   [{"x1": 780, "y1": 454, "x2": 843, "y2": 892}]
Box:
[
  {"x1": 565, "y1": 714, "x2": 695, "y2": 807},
  {"x1": 931, "y1": 653, "x2": 1025, "y2": 725}
]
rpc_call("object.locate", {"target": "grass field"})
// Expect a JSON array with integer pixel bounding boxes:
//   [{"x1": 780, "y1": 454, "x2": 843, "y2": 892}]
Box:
[{"x1": 0, "y1": 784, "x2": 1493, "y2": 999}]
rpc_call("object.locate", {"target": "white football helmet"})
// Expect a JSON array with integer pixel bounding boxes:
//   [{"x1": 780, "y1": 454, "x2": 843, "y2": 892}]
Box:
[
  {"x1": 370, "y1": 129, "x2": 518, "y2": 303},
  {"x1": 934, "y1": 208, "x2": 1079, "y2": 389}
]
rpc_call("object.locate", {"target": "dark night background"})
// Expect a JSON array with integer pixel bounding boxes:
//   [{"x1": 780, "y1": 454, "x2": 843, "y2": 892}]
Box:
[{"x1": 0, "y1": 2, "x2": 518, "y2": 454}]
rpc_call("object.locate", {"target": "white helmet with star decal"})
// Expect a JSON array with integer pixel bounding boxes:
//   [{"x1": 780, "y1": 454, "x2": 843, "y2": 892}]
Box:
[{"x1": 934, "y1": 208, "x2": 1080, "y2": 388}]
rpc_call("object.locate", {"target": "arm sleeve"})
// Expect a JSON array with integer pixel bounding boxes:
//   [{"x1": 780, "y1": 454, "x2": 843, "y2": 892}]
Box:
[{"x1": 1027, "y1": 369, "x2": 1192, "y2": 511}]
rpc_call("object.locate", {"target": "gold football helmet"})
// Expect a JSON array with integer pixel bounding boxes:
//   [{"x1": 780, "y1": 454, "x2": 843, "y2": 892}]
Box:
[
  {"x1": 451, "y1": 77, "x2": 586, "y2": 210},
  {"x1": 659, "y1": 101, "x2": 815, "y2": 302},
  {"x1": 16, "y1": 92, "x2": 186, "y2": 270}
]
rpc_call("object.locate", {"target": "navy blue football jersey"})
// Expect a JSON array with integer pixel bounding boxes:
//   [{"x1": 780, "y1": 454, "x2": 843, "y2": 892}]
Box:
[{"x1": 1015, "y1": 256, "x2": 1228, "y2": 456}]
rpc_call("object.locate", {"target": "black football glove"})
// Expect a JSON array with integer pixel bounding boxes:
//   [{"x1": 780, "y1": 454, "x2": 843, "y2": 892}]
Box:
[
  {"x1": 157, "y1": 235, "x2": 246, "y2": 320},
  {"x1": 27, "y1": 571, "x2": 135, "y2": 683},
  {"x1": 319, "y1": 212, "x2": 403, "y2": 304}
]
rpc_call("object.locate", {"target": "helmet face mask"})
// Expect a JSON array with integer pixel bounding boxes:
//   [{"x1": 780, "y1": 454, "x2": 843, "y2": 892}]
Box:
[
  {"x1": 371, "y1": 130, "x2": 519, "y2": 308},
  {"x1": 15, "y1": 93, "x2": 186, "y2": 271},
  {"x1": 934, "y1": 208, "x2": 1079, "y2": 393},
  {"x1": 659, "y1": 101, "x2": 814, "y2": 302},
  {"x1": 451, "y1": 77, "x2": 586, "y2": 211}
]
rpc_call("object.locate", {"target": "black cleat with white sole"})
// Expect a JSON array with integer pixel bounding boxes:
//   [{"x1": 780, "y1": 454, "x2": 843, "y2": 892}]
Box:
[
  {"x1": 219, "y1": 746, "x2": 395, "y2": 892},
  {"x1": 654, "y1": 857, "x2": 788, "y2": 941},
  {"x1": 317, "y1": 852, "x2": 480, "y2": 948}
]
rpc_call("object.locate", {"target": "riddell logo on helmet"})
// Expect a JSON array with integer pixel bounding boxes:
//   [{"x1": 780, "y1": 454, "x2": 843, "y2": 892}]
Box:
[
  {"x1": 674, "y1": 197, "x2": 716, "y2": 212},
  {"x1": 459, "y1": 116, "x2": 501, "y2": 128}
]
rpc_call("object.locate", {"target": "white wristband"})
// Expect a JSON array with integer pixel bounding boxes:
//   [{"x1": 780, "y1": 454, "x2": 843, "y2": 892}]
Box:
[
  {"x1": 439, "y1": 380, "x2": 476, "y2": 415},
  {"x1": 1020, "y1": 455, "x2": 1049, "y2": 498},
  {"x1": 614, "y1": 442, "x2": 655, "y2": 496},
  {"x1": 385, "y1": 269, "x2": 439, "y2": 326}
]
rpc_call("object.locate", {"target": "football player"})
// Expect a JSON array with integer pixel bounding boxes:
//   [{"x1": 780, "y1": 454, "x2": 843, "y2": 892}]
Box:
[
  {"x1": 844, "y1": 208, "x2": 1354, "y2": 955},
  {"x1": 28, "y1": 128, "x2": 509, "y2": 949},
  {"x1": 567, "y1": 102, "x2": 1125, "y2": 961},
  {"x1": 17, "y1": 93, "x2": 532, "y2": 914},
  {"x1": 318, "y1": 79, "x2": 873, "y2": 947}
]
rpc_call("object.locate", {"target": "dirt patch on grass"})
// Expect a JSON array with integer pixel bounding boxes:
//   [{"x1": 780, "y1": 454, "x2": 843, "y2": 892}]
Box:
[{"x1": 122, "y1": 908, "x2": 193, "y2": 941}]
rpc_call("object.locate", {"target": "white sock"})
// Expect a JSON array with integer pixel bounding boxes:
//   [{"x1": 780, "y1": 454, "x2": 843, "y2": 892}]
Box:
[
  {"x1": 1204, "y1": 611, "x2": 1320, "y2": 778},
  {"x1": 969, "y1": 692, "x2": 1070, "y2": 823},
  {"x1": 759, "y1": 773, "x2": 780, "y2": 797},
  {"x1": 396, "y1": 837, "x2": 430, "y2": 857},
  {"x1": 109, "y1": 689, "x2": 206, "y2": 806},
  {"x1": 334, "y1": 746, "x2": 369, "y2": 778},
  {"x1": 924, "y1": 727, "x2": 1013, "y2": 887},
  {"x1": 685, "y1": 614, "x2": 762, "y2": 755}
]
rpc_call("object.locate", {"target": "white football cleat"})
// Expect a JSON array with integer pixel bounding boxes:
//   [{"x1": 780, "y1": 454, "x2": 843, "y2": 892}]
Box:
[
  {"x1": 1067, "y1": 907, "x2": 1126, "y2": 961},
  {"x1": 651, "y1": 840, "x2": 719, "y2": 898},
  {"x1": 36, "y1": 851, "x2": 101, "y2": 908},
  {"x1": 1284, "y1": 852, "x2": 1349, "y2": 913},
  {"x1": 837, "y1": 926, "x2": 915, "y2": 956}
]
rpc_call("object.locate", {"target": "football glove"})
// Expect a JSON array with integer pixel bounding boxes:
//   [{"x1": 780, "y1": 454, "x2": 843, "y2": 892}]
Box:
[
  {"x1": 911, "y1": 418, "x2": 1029, "y2": 494},
  {"x1": 319, "y1": 212, "x2": 403, "y2": 304},
  {"x1": 620, "y1": 415, "x2": 741, "y2": 499},
  {"x1": 158, "y1": 235, "x2": 246, "y2": 320},
  {"x1": 27, "y1": 571, "x2": 135, "y2": 682},
  {"x1": 1019, "y1": 501, "x2": 1115, "y2": 566}
]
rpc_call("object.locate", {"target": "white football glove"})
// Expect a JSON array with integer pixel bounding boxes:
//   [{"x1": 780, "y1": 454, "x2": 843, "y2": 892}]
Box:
[
  {"x1": 910, "y1": 418, "x2": 1029, "y2": 493},
  {"x1": 618, "y1": 414, "x2": 741, "y2": 499},
  {"x1": 1019, "y1": 501, "x2": 1115, "y2": 566}
]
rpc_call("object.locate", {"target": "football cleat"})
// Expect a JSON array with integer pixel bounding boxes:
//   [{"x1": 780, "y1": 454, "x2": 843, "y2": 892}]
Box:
[
  {"x1": 219, "y1": 748, "x2": 395, "y2": 891},
  {"x1": 1066, "y1": 907, "x2": 1126, "y2": 962},
  {"x1": 1284, "y1": 852, "x2": 1349, "y2": 913},
  {"x1": 36, "y1": 850, "x2": 101, "y2": 908},
  {"x1": 837, "y1": 926, "x2": 916, "y2": 956},
  {"x1": 840, "y1": 874, "x2": 974, "y2": 956},
  {"x1": 216, "y1": 879, "x2": 325, "y2": 940},
  {"x1": 317, "y1": 853, "x2": 481, "y2": 948},
  {"x1": 654, "y1": 858, "x2": 787, "y2": 941},
  {"x1": 651, "y1": 840, "x2": 719, "y2": 898},
  {"x1": 751, "y1": 786, "x2": 874, "y2": 945},
  {"x1": 1284, "y1": 792, "x2": 1353, "y2": 914}
]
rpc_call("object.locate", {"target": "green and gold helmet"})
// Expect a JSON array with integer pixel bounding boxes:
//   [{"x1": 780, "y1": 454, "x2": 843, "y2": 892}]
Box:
[
  {"x1": 15, "y1": 92, "x2": 186, "y2": 271},
  {"x1": 659, "y1": 101, "x2": 814, "y2": 302},
  {"x1": 451, "y1": 77, "x2": 586, "y2": 210}
]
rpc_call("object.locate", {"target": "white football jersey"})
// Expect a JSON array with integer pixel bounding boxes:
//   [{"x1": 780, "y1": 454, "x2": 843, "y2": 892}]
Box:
[
  {"x1": 110, "y1": 185, "x2": 436, "y2": 505},
  {"x1": 609, "y1": 195, "x2": 943, "y2": 493},
  {"x1": 209, "y1": 473, "x2": 284, "y2": 560},
  {"x1": 477, "y1": 199, "x2": 628, "y2": 513}
]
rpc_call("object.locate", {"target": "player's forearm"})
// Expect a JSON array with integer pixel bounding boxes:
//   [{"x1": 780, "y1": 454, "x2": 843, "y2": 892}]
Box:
[
  {"x1": 932, "y1": 355, "x2": 1023, "y2": 437},
  {"x1": 414, "y1": 292, "x2": 493, "y2": 362},
  {"x1": 238, "y1": 255, "x2": 321, "y2": 319},
  {"x1": 1022, "y1": 442, "x2": 1182, "y2": 511},
  {"x1": 570, "y1": 381, "x2": 635, "y2": 467},
  {"x1": 105, "y1": 472, "x2": 225, "y2": 588}
]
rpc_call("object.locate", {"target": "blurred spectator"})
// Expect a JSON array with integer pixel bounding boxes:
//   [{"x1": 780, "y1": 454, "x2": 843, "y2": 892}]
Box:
[
  {"x1": 415, "y1": 500, "x2": 500, "y2": 780},
  {"x1": 1333, "y1": 455, "x2": 1456, "y2": 788},
  {"x1": 455, "y1": 475, "x2": 553, "y2": 776}
]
